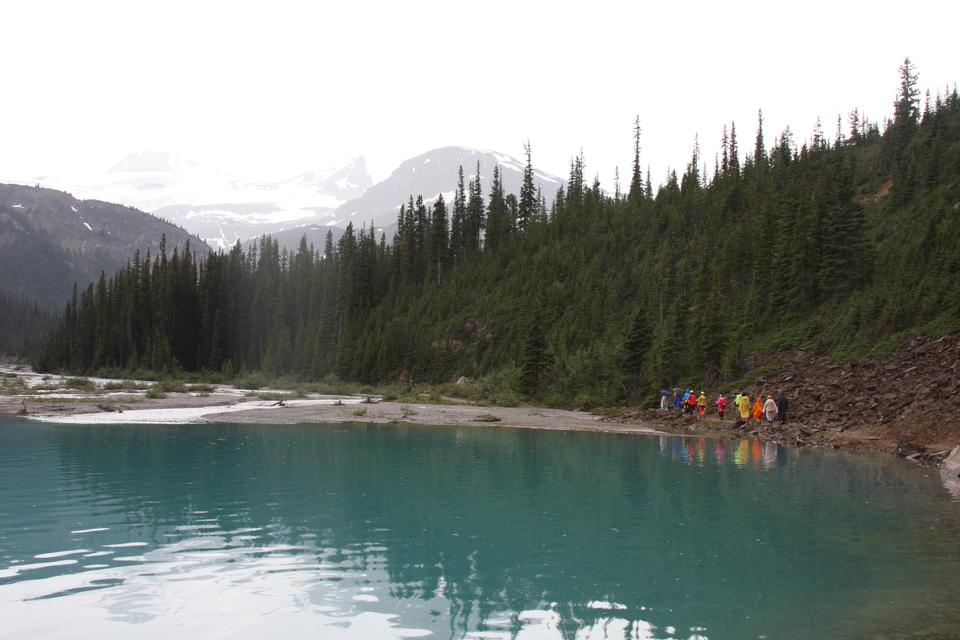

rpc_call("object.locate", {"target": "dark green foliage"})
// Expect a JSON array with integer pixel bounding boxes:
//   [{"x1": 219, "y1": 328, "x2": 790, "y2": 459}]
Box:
[
  {"x1": 520, "y1": 312, "x2": 548, "y2": 396},
  {"x1": 623, "y1": 310, "x2": 651, "y2": 386},
  {"x1": 0, "y1": 290, "x2": 57, "y2": 357},
  {"x1": 37, "y1": 63, "x2": 960, "y2": 407}
]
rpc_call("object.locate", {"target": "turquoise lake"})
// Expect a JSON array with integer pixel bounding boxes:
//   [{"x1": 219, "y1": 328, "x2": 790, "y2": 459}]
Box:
[{"x1": 1, "y1": 417, "x2": 958, "y2": 639}]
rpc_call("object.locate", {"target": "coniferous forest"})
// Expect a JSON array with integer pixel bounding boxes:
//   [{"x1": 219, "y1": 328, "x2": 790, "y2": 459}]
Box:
[{"x1": 37, "y1": 61, "x2": 960, "y2": 406}]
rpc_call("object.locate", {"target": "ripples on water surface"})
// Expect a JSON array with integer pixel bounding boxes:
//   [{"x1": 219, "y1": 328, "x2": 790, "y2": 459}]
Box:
[{"x1": 1, "y1": 418, "x2": 958, "y2": 639}]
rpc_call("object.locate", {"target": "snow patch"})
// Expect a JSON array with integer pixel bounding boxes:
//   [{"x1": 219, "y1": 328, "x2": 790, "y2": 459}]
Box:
[
  {"x1": 336, "y1": 176, "x2": 356, "y2": 190},
  {"x1": 83, "y1": 222, "x2": 92, "y2": 231},
  {"x1": 11, "y1": 203, "x2": 24, "y2": 208},
  {"x1": 71, "y1": 205, "x2": 78, "y2": 212}
]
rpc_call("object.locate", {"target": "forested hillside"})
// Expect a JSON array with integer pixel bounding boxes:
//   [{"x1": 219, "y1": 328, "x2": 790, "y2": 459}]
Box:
[
  {"x1": 0, "y1": 291, "x2": 57, "y2": 358},
  {"x1": 0, "y1": 184, "x2": 207, "y2": 306},
  {"x1": 37, "y1": 61, "x2": 960, "y2": 406}
]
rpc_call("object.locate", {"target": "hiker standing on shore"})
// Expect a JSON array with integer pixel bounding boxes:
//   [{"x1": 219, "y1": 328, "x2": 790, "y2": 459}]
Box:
[
  {"x1": 673, "y1": 390, "x2": 682, "y2": 412},
  {"x1": 716, "y1": 394, "x2": 728, "y2": 420},
  {"x1": 763, "y1": 396, "x2": 779, "y2": 422},
  {"x1": 697, "y1": 391, "x2": 707, "y2": 418},
  {"x1": 752, "y1": 395, "x2": 764, "y2": 425},
  {"x1": 737, "y1": 392, "x2": 751, "y2": 426},
  {"x1": 660, "y1": 390, "x2": 670, "y2": 411},
  {"x1": 687, "y1": 390, "x2": 697, "y2": 415},
  {"x1": 776, "y1": 391, "x2": 788, "y2": 424}
]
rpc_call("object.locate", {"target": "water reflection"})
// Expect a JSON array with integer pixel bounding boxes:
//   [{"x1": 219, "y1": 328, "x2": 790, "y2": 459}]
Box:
[{"x1": 0, "y1": 420, "x2": 958, "y2": 639}]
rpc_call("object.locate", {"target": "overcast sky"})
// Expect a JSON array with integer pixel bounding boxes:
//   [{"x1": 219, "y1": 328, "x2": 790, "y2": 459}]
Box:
[{"x1": 2, "y1": 0, "x2": 957, "y2": 189}]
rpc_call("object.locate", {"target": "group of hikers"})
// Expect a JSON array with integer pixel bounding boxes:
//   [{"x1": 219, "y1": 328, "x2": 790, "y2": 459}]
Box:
[{"x1": 660, "y1": 388, "x2": 789, "y2": 427}]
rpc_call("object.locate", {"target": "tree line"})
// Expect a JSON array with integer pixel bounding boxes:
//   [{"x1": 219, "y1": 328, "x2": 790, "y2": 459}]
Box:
[{"x1": 37, "y1": 60, "x2": 960, "y2": 405}]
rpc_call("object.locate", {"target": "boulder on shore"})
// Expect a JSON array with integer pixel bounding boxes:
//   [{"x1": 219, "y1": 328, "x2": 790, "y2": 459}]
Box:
[{"x1": 942, "y1": 446, "x2": 960, "y2": 498}]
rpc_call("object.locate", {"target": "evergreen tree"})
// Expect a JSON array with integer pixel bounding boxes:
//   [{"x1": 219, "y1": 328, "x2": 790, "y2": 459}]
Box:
[
  {"x1": 427, "y1": 194, "x2": 449, "y2": 286},
  {"x1": 629, "y1": 116, "x2": 644, "y2": 204},
  {"x1": 623, "y1": 309, "x2": 651, "y2": 390},
  {"x1": 517, "y1": 140, "x2": 536, "y2": 233},
  {"x1": 485, "y1": 165, "x2": 509, "y2": 252},
  {"x1": 520, "y1": 312, "x2": 547, "y2": 396},
  {"x1": 450, "y1": 165, "x2": 466, "y2": 262}
]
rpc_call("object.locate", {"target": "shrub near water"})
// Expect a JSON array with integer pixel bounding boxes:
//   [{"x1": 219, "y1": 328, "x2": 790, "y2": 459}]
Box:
[
  {"x1": 144, "y1": 387, "x2": 166, "y2": 399},
  {"x1": 63, "y1": 377, "x2": 96, "y2": 391}
]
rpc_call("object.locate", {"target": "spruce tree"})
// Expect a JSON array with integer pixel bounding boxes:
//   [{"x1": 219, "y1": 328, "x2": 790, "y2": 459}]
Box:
[
  {"x1": 629, "y1": 116, "x2": 644, "y2": 204},
  {"x1": 520, "y1": 312, "x2": 547, "y2": 396},
  {"x1": 517, "y1": 140, "x2": 536, "y2": 233}
]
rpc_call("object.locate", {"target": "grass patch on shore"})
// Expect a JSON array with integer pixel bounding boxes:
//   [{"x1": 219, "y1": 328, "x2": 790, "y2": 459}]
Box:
[
  {"x1": 63, "y1": 377, "x2": 96, "y2": 391},
  {"x1": 0, "y1": 377, "x2": 27, "y2": 395},
  {"x1": 101, "y1": 380, "x2": 148, "y2": 392},
  {"x1": 50, "y1": 365, "x2": 531, "y2": 409}
]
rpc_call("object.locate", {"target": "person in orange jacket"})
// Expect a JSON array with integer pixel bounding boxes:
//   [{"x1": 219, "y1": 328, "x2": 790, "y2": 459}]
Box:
[{"x1": 752, "y1": 394, "x2": 764, "y2": 424}]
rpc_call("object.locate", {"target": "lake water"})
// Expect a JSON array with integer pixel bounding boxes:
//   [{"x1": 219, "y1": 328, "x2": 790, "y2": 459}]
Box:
[{"x1": 1, "y1": 417, "x2": 958, "y2": 640}]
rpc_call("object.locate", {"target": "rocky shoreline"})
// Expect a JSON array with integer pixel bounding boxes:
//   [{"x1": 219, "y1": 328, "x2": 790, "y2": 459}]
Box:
[
  {"x1": 3, "y1": 332, "x2": 959, "y2": 474},
  {"x1": 604, "y1": 333, "x2": 960, "y2": 470}
]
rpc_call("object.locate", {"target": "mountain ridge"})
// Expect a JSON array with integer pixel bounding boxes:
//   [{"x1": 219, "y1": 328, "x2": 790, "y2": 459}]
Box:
[{"x1": 0, "y1": 183, "x2": 208, "y2": 306}]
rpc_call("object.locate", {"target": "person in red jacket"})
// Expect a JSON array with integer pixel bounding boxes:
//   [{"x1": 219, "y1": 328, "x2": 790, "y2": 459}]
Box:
[
  {"x1": 716, "y1": 395, "x2": 728, "y2": 420},
  {"x1": 686, "y1": 390, "x2": 697, "y2": 415}
]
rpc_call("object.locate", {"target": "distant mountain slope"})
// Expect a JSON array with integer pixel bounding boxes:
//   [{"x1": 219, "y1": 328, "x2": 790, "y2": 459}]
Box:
[
  {"x1": 331, "y1": 146, "x2": 564, "y2": 228},
  {"x1": 240, "y1": 222, "x2": 400, "y2": 255},
  {"x1": 241, "y1": 224, "x2": 347, "y2": 254},
  {"x1": 13, "y1": 153, "x2": 373, "y2": 250},
  {"x1": 0, "y1": 184, "x2": 208, "y2": 305}
]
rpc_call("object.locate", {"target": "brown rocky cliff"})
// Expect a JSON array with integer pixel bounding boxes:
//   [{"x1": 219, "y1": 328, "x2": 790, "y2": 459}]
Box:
[
  {"x1": 608, "y1": 334, "x2": 960, "y2": 458},
  {"x1": 765, "y1": 334, "x2": 960, "y2": 452}
]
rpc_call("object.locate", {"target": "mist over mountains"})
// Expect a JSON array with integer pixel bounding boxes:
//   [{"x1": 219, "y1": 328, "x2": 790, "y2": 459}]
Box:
[{"x1": 6, "y1": 147, "x2": 564, "y2": 253}]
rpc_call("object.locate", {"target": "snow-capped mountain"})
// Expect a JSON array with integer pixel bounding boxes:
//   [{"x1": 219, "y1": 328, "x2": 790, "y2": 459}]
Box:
[
  {"x1": 4, "y1": 147, "x2": 562, "y2": 252},
  {"x1": 12, "y1": 153, "x2": 373, "y2": 250},
  {"x1": 330, "y1": 146, "x2": 565, "y2": 230}
]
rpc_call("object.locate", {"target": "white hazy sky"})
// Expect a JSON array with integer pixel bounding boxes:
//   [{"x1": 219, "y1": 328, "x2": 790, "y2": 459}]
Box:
[{"x1": 2, "y1": 0, "x2": 957, "y2": 189}]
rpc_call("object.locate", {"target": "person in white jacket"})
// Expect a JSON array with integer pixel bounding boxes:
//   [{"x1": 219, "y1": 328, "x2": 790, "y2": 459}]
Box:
[{"x1": 763, "y1": 396, "x2": 779, "y2": 422}]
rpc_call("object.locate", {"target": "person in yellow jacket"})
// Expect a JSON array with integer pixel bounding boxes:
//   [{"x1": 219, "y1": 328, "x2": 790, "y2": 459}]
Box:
[
  {"x1": 696, "y1": 391, "x2": 707, "y2": 418},
  {"x1": 737, "y1": 392, "x2": 751, "y2": 427}
]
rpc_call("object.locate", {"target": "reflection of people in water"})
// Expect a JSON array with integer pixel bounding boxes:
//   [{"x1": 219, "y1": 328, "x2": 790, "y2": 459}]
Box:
[
  {"x1": 751, "y1": 440, "x2": 763, "y2": 466},
  {"x1": 735, "y1": 439, "x2": 749, "y2": 466},
  {"x1": 715, "y1": 440, "x2": 726, "y2": 465},
  {"x1": 763, "y1": 441, "x2": 778, "y2": 468}
]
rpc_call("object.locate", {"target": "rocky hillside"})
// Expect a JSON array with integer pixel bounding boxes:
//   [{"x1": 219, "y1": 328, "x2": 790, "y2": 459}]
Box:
[
  {"x1": 759, "y1": 333, "x2": 960, "y2": 453},
  {"x1": 0, "y1": 184, "x2": 208, "y2": 306},
  {"x1": 606, "y1": 333, "x2": 960, "y2": 458}
]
